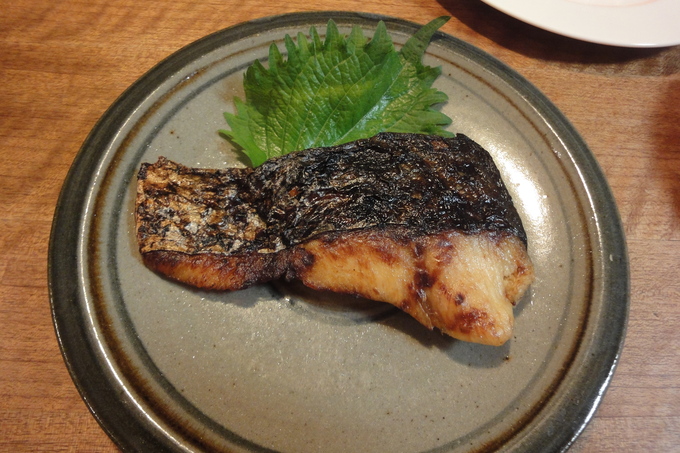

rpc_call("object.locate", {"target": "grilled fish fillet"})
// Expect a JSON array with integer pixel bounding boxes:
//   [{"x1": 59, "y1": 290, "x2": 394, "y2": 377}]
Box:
[{"x1": 136, "y1": 133, "x2": 534, "y2": 345}]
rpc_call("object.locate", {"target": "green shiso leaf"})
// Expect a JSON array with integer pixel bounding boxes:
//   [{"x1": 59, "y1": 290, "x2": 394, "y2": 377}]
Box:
[{"x1": 220, "y1": 16, "x2": 452, "y2": 167}]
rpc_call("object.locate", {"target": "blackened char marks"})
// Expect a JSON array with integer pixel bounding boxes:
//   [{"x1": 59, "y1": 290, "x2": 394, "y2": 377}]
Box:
[
  {"x1": 137, "y1": 133, "x2": 527, "y2": 263},
  {"x1": 137, "y1": 134, "x2": 526, "y2": 257},
  {"x1": 253, "y1": 132, "x2": 527, "y2": 249}
]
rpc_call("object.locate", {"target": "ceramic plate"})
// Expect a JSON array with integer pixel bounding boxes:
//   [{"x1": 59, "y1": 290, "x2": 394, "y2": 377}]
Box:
[
  {"x1": 481, "y1": 0, "x2": 680, "y2": 47},
  {"x1": 49, "y1": 12, "x2": 629, "y2": 453}
]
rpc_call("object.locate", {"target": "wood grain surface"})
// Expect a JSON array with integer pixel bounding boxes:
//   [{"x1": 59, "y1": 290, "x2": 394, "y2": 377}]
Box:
[{"x1": 1, "y1": 0, "x2": 678, "y2": 451}]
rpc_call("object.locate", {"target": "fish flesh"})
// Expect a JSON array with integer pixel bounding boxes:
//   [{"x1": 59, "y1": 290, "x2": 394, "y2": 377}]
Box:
[{"x1": 136, "y1": 133, "x2": 534, "y2": 345}]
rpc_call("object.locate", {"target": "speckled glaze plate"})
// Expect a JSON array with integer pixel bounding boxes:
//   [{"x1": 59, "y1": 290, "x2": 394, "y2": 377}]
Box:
[{"x1": 49, "y1": 12, "x2": 629, "y2": 453}]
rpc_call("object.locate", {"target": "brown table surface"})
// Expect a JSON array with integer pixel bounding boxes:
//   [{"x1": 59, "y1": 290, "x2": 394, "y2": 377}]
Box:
[{"x1": 1, "y1": 0, "x2": 678, "y2": 451}]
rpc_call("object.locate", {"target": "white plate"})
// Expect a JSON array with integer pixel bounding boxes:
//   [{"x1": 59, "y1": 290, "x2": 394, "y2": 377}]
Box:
[
  {"x1": 49, "y1": 12, "x2": 629, "y2": 452},
  {"x1": 482, "y1": 0, "x2": 680, "y2": 47}
]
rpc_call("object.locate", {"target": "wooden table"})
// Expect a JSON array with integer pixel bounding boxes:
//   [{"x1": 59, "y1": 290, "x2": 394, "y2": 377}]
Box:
[{"x1": 1, "y1": 0, "x2": 678, "y2": 451}]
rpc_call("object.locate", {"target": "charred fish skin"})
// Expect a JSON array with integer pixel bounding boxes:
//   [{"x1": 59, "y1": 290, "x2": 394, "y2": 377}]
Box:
[
  {"x1": 135, "y1": 133, "x2": 534, "y2": 345},
  {"x1": 254, "y1": 133, "x2": 527, "y2": 246},
  {"x1": 137, "y1": 133, "x2": 527, "y2": 254}
]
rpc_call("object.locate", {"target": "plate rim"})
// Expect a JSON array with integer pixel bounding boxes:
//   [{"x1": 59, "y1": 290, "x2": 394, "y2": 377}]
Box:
[{"x1": 48, "y1": 11, "x2": 630, "y2": 453}]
